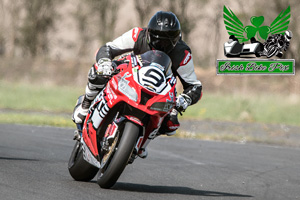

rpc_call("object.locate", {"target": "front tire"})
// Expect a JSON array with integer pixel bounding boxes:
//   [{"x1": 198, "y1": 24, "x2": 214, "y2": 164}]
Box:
[
  {"x1": 97, "y1": 121, "x2": 139, "y2": 189},
  {"x1": 68, "y1": 141, "x2": 99, "y2": 181}
]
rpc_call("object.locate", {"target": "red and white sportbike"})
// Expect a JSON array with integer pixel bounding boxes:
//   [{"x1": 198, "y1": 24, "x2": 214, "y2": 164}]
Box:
[{"x1": 68, "y1": 50, "x2": 177, "y2": 188}]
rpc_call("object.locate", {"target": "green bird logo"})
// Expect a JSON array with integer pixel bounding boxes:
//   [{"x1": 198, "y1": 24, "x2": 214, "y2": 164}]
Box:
[{"x1": 223, "y1": 5, "x2": 291, "y2": 42}]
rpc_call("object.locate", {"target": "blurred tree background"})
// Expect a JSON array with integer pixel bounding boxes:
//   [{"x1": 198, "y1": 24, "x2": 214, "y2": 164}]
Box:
[
  {"x1": 0, "y1": 0, "x2": 298, "y2": 63},
  {"x1": 0, "y1": 0, "x2": 299, "y2": 95}
]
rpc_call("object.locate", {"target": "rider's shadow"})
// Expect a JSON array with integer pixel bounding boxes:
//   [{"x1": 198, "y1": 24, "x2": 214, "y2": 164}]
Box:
[{"x1": 112, "y1": 182, "x2": 253, "y2": 198}]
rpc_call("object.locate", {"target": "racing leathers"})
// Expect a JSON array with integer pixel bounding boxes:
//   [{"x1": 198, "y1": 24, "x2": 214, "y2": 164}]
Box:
[{"x1": 73, "y1": 27, "x2": 202, "y2": 136}]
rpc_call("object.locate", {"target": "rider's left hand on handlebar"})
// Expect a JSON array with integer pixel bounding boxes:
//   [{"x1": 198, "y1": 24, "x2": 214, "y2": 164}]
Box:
[
  {"x1": 96, "y1": 58, "x2": 113, "y2": 76},
  {"x1": 176, "y1": 94, "x2": 192, "y2": 112}
]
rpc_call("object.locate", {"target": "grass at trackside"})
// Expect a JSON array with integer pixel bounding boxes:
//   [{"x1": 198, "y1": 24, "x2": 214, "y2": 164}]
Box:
[
  {"x1": 175, "y1": 131, "x2": 296, "y2": 147},
  {"x1": 0, "y1": 81, "x2": 82, "y2": 113},
  {"x1": 0, "y1": 112, "x2": 74, "y2": 128},
  {"x1": 181, "y1": 92, "x2": 300, "y2": 126},
  {"x1": 0, "y1": 81, "x2": 300, "y2": 127},
  {"x1": 0, "y1": 81, "x2": 79, "y2": 128}
]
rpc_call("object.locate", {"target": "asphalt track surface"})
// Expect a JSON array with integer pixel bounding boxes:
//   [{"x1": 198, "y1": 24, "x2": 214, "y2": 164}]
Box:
[{"x1": 0, "y1": 124, "x2": 299, "y2": 200}]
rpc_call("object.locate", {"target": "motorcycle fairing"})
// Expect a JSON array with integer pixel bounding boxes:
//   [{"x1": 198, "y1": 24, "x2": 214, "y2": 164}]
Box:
[
  {"x1": 80, "y1": 57, "x2": 176, "y2": 166},
  {"x1": 81, "y1": 136, "x2": 100, "y2": 168}
]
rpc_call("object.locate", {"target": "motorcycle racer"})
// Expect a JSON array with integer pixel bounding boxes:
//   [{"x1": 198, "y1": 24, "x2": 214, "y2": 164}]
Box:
[
  {"x1": 73, "y1": 11, "x2": 202, "y2": 157},
  {"x1": 260, "y1": 30, "x2": 293, "y2": 58}
]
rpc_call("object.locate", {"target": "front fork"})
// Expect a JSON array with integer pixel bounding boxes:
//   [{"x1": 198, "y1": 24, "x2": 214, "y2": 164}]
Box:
[{"x1": 101, "y1": 113, "x2": 148, "y2": 164}]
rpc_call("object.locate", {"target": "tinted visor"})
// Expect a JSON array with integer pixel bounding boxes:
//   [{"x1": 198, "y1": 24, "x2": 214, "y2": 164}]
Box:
[{"x1": 149, "y1": 29, "x2": 180, "y2": 53}]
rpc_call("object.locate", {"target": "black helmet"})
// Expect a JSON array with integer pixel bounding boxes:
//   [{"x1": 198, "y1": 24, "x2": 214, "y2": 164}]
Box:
[
  {"x1": 147, "y1": 11, "x2": 181, "y2": 53},
  {"x1": 139, "y1": 50, "x2": 172, "y2": 78}
]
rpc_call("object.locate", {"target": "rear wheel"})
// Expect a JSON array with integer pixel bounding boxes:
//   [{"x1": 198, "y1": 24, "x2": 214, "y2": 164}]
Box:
[
  {"x1": 97, "y1": 121, "x2": 139, "y2": 189},
  {"x1": 68, "y1": 141, "x2": 99, "y2": 181}
]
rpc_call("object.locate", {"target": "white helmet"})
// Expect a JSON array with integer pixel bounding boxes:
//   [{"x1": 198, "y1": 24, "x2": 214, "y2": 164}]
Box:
[{"x1": 284, "y1": 30, "x2": 293, "y2": 41}]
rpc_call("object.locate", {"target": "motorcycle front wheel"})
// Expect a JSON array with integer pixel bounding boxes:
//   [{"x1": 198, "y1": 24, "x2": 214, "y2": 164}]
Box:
[
  {"x1": 97, "y1": 121, "x2": 139, "y2": 189},
  {"x1": 68, "y1": 141, "x2": 99, "y2": 181}
]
